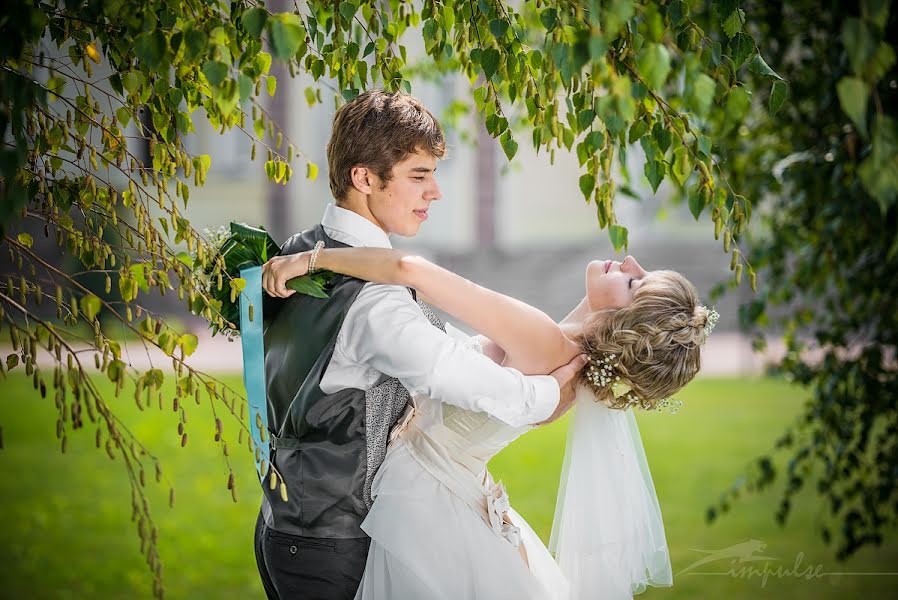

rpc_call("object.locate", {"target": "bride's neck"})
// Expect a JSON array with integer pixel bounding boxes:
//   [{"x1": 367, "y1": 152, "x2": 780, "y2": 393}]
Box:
[{"x1": 559, "y1": 297, "x2": 590, "y2": 340}]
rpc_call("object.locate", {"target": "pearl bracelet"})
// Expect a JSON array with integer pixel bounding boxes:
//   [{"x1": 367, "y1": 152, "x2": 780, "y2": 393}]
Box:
[{"x1": 307, "y1": 240, "x2": 325, "y2": 273}]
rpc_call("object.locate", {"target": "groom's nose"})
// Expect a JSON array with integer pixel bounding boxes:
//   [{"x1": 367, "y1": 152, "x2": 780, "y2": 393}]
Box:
[{"x1": 426, "y1": 179, "x2": 442, "y2": 201}]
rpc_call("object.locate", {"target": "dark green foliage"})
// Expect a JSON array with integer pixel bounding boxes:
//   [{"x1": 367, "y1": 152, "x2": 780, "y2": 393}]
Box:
[{"x1": 704, "y1": 0, "x2": 898, "y2": 561}]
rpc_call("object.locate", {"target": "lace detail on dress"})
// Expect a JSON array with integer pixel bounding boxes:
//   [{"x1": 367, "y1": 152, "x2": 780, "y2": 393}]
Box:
[{"x1": 362, "y1": 298, "x2": 444, "y2": 508}]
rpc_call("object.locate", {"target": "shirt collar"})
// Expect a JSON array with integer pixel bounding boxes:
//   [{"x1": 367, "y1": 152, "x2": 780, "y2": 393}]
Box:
[{"x1": 321, "y1": 203, "x2": 392, "y2": 249}]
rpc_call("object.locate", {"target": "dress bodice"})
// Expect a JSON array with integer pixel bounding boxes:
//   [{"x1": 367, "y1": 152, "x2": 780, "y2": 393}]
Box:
[
  {"x1": 435, "y1": 402, "x2": 531, "y2": 475},
  {"x1": 386, "y1": 325, "x2": 534, "y2": 549}
]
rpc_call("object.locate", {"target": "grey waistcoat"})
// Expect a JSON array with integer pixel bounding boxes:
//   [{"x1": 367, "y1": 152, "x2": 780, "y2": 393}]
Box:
[{"x1": 260, "y1": 225, "x2": 443, "y2": 538}]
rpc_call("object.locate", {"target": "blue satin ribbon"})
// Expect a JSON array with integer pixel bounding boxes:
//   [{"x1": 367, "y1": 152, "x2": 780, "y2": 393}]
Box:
[{"x1": 239, "y1": 266, "x2": 269, "y2": 482}]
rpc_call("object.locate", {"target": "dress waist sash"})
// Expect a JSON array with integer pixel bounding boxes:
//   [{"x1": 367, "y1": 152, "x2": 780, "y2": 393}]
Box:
[{"x1": 389, "y1": 407, "x2": 523, "y2": 549}]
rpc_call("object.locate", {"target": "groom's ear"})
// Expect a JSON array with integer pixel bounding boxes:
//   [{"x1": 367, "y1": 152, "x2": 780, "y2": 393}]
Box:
[{"x1": 349, "y1": 165, "x2": 374, "y2": 195}]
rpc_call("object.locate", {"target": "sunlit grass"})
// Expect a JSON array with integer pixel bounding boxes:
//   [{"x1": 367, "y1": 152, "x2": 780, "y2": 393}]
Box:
[{"x1": 1, "y1": 374, "x2": 897, "y2": 599}]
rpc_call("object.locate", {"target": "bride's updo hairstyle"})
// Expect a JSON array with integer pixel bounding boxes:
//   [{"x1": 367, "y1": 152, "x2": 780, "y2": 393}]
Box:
[{"x1": 578, "y1": 270, "x2": 708, "y2": 410}]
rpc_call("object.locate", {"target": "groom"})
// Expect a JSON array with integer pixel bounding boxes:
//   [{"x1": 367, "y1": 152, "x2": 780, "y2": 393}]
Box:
[{"x1": 253, "y1": 89, "x2": 583, "y2": 600}]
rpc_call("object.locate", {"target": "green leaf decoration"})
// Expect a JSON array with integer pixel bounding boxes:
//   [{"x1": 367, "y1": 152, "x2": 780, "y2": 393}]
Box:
[
  {"x1": 286, "y1": 274, "x2": 332, "y2": 299},
  {"x1": 16, "y1": 232, "x2": 33, "y2": 248}
]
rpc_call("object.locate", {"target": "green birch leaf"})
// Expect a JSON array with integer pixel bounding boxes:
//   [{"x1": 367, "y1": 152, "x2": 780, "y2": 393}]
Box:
[
  {"x1": 769, "y1": 80, "x2": 788, "y2": 115},
  {"x1": 724, "y1": 86, "x2": 752, "y2": 131},
  {"x1": 339, "y1": 2, "x2": 358, "y2": 22},
  {"x1": 202, "y1": 61, "x2": 228, "y2": 86},
  {"x1": 157, "y1": 330, "x2": 177, "y2": 356},
  {"x1": 749, "y1": 53, "x2": 784, "y2": 80},
  {"x1": 722, "y1": 8, "x2": 745, "y2": 38},
  {"x1": 579, "y1": 173, "x2": 595, "y2": 201},
  {"x1": 688, "y1": 186, "x2": 707, "y2": 220},
  {"x1": 728, "y1": 32, "x2": 755, "y2": 69},
  {"x1": 500, "y1": 131, "x2": 518, "y2": 160},
  {"x1": 481, "y1": 48, "x2": 501, "y2": 79},
  {"x1": 841, "y1": 18, "x2": 875, "y2": 75},
  {"x1": 608, "y1": 224, "x2": 628, "y2": 252},
  {"x1": 836, "y1": 76, "x2": 869, "y2": 136},
  {"x1": 254, "y1": 51, "x2": 272, "y2": 76},
  {"x1": 80, "y1": 294, "x2": 101, "y2": 321},
  {"x1": 183, "y1": 28, "x2": 207, "y2": 61},
  {"x1": 268, "y1": 13, "x2": 305, "y2": 61},
  {"x1": 636, "y1": 43, "x2": 671, "y2": 90},
  {"x1": 489, "y1": 18, "x2": 509, "y2": 39},
  {"x1": 644, "y1": 160, "x2": 664, "y2": 193},
  {"x1": 178, "y1": 334, "x2": 199, "y2": 357},
  {"x1": 540, "y1": 8, "x2": 558, "y2": 31},
  {"x1": 241, "y1": 7, "x2": 269, "y2": 38},
  {"x1": 687, "y1": 73, "x2": 715, "y2": 118},
  {"x1": 134, "y1": 31, "x2": 166, "y2": 68},
  {"x1": 672, "y1": 145, "x2": 691, "y2": 185}
]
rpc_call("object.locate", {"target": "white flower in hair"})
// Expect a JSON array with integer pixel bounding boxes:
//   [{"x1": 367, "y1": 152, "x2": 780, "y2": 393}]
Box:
[{"x1": 703, "y1": 306, "x2": 720, "y2": 336}]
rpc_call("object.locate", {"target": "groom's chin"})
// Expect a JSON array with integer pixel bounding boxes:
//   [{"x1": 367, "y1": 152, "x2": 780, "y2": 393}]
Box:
[{"x1": 394, "y1": 220, "x2": 424, "y2": 237}]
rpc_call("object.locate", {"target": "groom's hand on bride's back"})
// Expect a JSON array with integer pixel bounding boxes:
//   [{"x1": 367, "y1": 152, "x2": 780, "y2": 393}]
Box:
[{"x1": 539, "y1": 354, "x2": 588, "y2": 426}]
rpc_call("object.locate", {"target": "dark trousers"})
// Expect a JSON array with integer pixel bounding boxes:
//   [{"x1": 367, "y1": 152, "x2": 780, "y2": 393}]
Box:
[{"x1": 254, "y1": 510, "x2": 370, "y2": 600}]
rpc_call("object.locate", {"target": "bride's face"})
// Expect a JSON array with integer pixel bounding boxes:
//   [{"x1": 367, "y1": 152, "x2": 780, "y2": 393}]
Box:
[{"x1": 585, "y1": 255, "x2": 649, "y2": 311}]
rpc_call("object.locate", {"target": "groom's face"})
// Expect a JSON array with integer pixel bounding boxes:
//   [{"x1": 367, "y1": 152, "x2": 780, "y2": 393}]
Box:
[{"x1": 368, "y1": 149, "x2": 442, "y2": 237}]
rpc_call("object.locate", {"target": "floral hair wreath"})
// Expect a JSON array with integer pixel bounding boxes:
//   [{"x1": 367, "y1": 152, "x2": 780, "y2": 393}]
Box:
[{"x1": 584, "y1": 305, "x2": 719, "y2": 414}]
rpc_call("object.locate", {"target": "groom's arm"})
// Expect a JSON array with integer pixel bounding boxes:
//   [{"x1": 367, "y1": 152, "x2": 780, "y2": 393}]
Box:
[{"x1": 329, "y1": 284, "x2": 560, "y2": 427}]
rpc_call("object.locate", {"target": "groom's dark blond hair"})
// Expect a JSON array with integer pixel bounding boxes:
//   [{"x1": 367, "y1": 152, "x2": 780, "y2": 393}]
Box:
[{"x1": 327, "y1": 89, "x2": 446, "y2": 202}]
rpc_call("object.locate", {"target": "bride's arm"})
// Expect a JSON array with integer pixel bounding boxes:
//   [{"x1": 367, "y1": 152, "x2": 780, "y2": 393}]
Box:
[{"x1": 262, "y1": 247, "x2": 575, "y2": 374}]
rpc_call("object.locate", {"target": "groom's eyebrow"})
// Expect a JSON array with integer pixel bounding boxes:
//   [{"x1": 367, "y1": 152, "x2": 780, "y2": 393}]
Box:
[{"x1": 410, "y1": 166, "x2": 436, "y2": 173}]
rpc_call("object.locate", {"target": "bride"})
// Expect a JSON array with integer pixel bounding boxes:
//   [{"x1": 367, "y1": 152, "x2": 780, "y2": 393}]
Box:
[{"x1": 262, "y1": 250, "x2": 712, "y2": 599}]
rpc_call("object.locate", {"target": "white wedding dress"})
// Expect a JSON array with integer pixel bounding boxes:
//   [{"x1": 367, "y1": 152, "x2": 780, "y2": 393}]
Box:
[{"x1": 354, "y1": 328, "x2": 672, "y2": 600}]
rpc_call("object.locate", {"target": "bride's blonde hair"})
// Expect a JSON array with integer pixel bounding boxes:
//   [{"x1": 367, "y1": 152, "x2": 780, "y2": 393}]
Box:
[{"x1": 577, "y1": 270, "x2": 708, "y2": 410}]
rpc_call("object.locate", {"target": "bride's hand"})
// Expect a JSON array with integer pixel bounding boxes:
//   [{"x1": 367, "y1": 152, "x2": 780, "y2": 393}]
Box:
[{"x1": 262, "y1": 251, "x2": 311, "y2": 298}]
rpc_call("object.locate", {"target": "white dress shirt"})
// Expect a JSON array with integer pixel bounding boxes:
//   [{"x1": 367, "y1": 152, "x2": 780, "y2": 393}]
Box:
[{"x1": 316, "y1": 204, "x2": 560, "y2": 427}]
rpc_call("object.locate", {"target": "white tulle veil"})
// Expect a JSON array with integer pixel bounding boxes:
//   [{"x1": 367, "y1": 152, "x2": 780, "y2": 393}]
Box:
[{"x1": 549, "y1": 385, "x2": 672, "y2": 599}]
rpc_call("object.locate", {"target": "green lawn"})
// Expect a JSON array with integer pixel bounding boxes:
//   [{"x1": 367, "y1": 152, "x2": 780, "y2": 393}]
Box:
[{"x1": 1, "y1": 374, "x2": 897, "y2": 599}]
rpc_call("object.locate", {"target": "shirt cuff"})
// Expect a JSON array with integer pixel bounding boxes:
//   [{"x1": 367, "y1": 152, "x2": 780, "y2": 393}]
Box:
[{"x1": 527, "y1": 375, "x2": 560, "y2": 424}]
